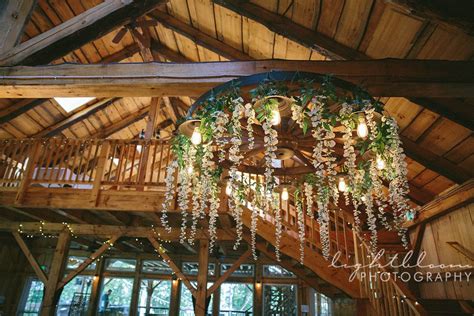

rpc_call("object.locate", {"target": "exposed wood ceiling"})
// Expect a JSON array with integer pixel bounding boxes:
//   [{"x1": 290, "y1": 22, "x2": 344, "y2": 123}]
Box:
[{"x1": 0, "y1": 0, "x2": 473, "y2": 252}]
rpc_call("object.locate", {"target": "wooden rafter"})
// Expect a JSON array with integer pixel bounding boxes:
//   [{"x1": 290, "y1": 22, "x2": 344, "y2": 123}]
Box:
[
  {"x1": 57, "y1": 234, "x2": 122, "y2": 290},
  {"x1": 149, "y1": 10, "x2": 252, "y2": 61},
  {"x1": 12, "y1": 232, "x2": 48, "y2": 284},
  {"x1": 213, "y1": 0, "x2": 473, "y2": 131},
  {"x1": 213, "y1": 0, "x2": 367, "y2": 60},
  {"x1": 33, "y1": 98, "x2": 120, "y2": 138},
  {"x1": 0, "y1": 0, "x2": 168, "y2": 66},
  {"x1": 1, "y1": 60, "x2": 472, "y2": 98},
  {"x1": 405, "y1": 179, "x2": 474, "y2": 228},
  {"x1": 0, "y1": 0, "x2": 38, "y2": 53}
]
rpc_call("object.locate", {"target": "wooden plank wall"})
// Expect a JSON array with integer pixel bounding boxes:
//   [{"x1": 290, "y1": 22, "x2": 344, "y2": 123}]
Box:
[{"x1": 410, "y1": 203, "x2": 474, "y2": 300}]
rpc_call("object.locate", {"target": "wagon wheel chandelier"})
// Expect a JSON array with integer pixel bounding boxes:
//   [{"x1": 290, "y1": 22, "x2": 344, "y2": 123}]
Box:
[{"x1": 160, "y1": 71, "x2": 414, "y2": 263}]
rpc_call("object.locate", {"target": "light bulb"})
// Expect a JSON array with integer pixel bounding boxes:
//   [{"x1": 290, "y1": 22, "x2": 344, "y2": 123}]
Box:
[
  {"x1": 270, "y1": 108, "x2": 281, "y2": 126},
  {"x1": 361, "y1": 196, "x2": 367, "y2": 202},
  {"x1": 376, "y1": 156, "x2": 385, "y2": 170},
  {"x1": 187, "y1": 165, "x2": 193, "y2": 175},
  {"x1": 190, "y1": 127, "x2": 202, "y2": 145},
  {"x1": 338, "y1": 177, "x2": 347, "y2": 192},
  {"x1": 281, "y1": 188, "x2": 289, "y2": 201},
  {"x1": 225, "y1": 182, "x2": 232, "y2": 196},
  {"x1": 356, "y1": 117, "x2": 368, "y2": 138}
]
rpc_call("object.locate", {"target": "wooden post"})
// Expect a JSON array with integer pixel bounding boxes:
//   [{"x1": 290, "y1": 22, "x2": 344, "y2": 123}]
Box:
[
  {"x1": 41, "y1": 231, "x2": 71, "y2": 316},
  {"x1": 212, "y1": 262, "x2": 221, "y2": 316},
  {"x1": 195, "y1": 239, "x2": 209, "y2": 316},
  {"x1": 91, "y1": 141, "x2": 110, "y2": 205},
  {"x1": 254, "y1": 261, "x2": 262, "y2": 316},
  {"x1": 169, "y1": 278, "x2": 180, "y2": 316},
  {"x1": 15, "y1": 141, "x2": 41, "y2": 205},
  {"x1": 129, "y1": 259, "x2": 142, "y2": 316},
  {"x1": 87, "y1": 258, "x2": 104, "y2": 316}
]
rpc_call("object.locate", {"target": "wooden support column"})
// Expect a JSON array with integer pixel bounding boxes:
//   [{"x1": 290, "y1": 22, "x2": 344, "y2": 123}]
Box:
[
  {"x1": 87, "y1": 257, "x2": 104, "y2": 316},
  {"x1": 211, "y1": 262, "x2": 221, "y2": 316},
  {"x1": 254, "y1": 261, "x2": 262, "y2": 316},
  {"x1": 41, "y1": 231, "x2": 71, "y2": 316},
  {"x1": 130, "y1": 259, "x2": 143, "y2": 316},
  {"x1": 169, "y1": 277, "x2": 181, "y2": 316},
  {"x1": 195, "y1": 239, "x2": 209, "y2": 316},
  {"x1": 12, "y1": 232, "x2": 48, "y2": 284}
]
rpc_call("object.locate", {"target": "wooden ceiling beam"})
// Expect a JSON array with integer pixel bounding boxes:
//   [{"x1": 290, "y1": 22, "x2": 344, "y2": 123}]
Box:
[
  {"x1": 148, "y1": 10, "x2": 252, "y2": 61},
  {"x1": 0, "y1": 0, "x2": 168, "y2": 66},
  {"x1": 1, "y1": 59, "x2": 472, "y2": 98},
  {"x1": 151, "y1": 40, "x2": 192, "y2": 62},
  {"x1": 0, "y1": 221, "x2": 237, "y2": 240},
  {"x1": 33, "y1": 98, "x2": 120, "y2": 138},
  {"x1": 0, "y1": 43, "x2": 140, "y2": 126}
]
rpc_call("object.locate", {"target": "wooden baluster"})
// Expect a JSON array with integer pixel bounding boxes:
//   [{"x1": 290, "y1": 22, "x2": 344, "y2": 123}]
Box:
[
  {"x1": 87, "y1": 141, "x2": 101, "y2": 182},
  {"x1": 91, "y1": 141, "x2": 110, "y2": 205},
  {"x1": 4, "y1": 140, "x2": 19, "y2": 181},
  {"x1": 120, "y1": 143, "x2": 131, "y2": 185},
  {"x1": 81, "y1": 141, "x2": 94, "y2": 182},
  {"x1": 69, "y1": 140, "x2": 81, "y2": 182},
  {"x1": 44, "y1": 139, "x2": 60, "y2": 181},
  {"x1": 54, "y1": 139, "x2": 68, "y2": 182},
  {"x1": 150, "y1": 140, "x2": 159, "y2": 183},
  {"x1": 12, "y1": 141, "x2": 29, "y2": 185},
  {"x1": 342, "y1": 213, "x2": 349, "y2": 263},
  {"x1": 3, "y1": 141, "x2": 16, "y2": 181},
  {"x1": 334, "y1": 210, "x2": 340, "y2": 255},
  {"x1": 74, "y1": 140, "x2": 86, "y2": 183},
  {"x1": 60, "y1": 139, "x2": 74, "y2": 183},
  {"x1": 15, "y1": 141, "x2": 42, "y2": 205},
  {"x1": 105, "y1": 142, "x2": 116, "y2": 183}
]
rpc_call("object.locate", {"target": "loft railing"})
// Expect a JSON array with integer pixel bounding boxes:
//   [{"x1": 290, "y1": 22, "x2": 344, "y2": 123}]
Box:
[{"x1": 0, "y1": 138, "x2": 172, "y2": 192}]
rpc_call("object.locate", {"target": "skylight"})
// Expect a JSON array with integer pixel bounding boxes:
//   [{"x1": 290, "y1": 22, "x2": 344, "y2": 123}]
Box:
[{"x1": 54, "y1": 97, "x2": 95, "y2": 113}]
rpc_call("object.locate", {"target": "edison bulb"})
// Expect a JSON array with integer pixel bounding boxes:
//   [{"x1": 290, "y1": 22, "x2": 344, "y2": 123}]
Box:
[
  {"x1": 190, "y1": 127, "x2": 202, "y2": 145},
  {"x1": 225, "y1": 182, "x2": 232, "y2": 196},
  {"x1": 376, "y1": 156, "x2": 385, "y2": 170},
  {"x1": 361, "y1": 196, "x2": 367, "y2": 202},
  {"x1": 356, "y1": 117, "x2": 368, "y2": 138},
  {"x1": 187, "y1": 165, "x2": 193, "y2": 175},
  {"x1": 338, "y1": 177, "x2": 347, "y2": 192},
  {"x1": 270, "y1": 108, "x2": 281, "y2": 126},
  {"x1": 281, "y1": 187, "x2": 289, "y2": 201}
]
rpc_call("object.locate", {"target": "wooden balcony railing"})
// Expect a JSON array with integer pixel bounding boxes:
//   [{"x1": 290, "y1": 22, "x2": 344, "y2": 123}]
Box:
[{"x1": 0, "y1": 138, "x2": 172, "y2": 205}]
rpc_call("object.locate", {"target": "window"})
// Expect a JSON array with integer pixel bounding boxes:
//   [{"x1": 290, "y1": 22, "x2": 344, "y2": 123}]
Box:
[
  {"x1": 18, "y1": 278, "x2": 44, "y2": 315},
  {"x1": 221, "y1": 263, "x2": 254, "y2": 277},
  {"x1": 66, "y1": 256, "x2": 96, "y2": 271},
  {"x1": 137, "y1": 279, "x2": 171, "y2": 316},
  {"x1": 54, "y1": 97, "x2": 95, "y2": 113},
  {"x1": 262, "y1": 265, "x2": 295, "y2": 278},
  {"x1": 263, "y1": 284, "x2": 297, "y2": 316},
  {"x1": 57, "y1": 276, "x2": 93, "y2": 316},
  {"x1": 315, "y1": 292, "x2": 332, "y2": 316},
  {"x1": 104, "y1": 258, "x2": 136, "y2": 272},
  {"x1": 179, "y1": 282, "x2": 213, "y2": 316},
  {"x1": 142, "y1": 260, "x2": 173, "y2": 274},
  {"x1": 181, "y1": 262, "x2": 215, "y2": 276},
  {"x1": 219, "y1": 283, "x2": 253, "y2": 315},
  {"x1": 98, "y1": 277, "x2": 134, "y2": 315}
]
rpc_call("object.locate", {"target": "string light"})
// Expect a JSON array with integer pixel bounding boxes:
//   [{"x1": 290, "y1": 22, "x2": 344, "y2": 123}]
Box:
[
  {"x1": 338, "y1": 177, "x2": 347, "y2": 192},
  {"x1": 376, "y1": 156, "x2": 386, "y2": 170},
  {"x1": 190, "y1": 127, "x2": 202, "y2": 145},
  {"x1": 270, "y1": 108, "x2": 281, "y2": 125},
  {"x1": 356, "y1": 116, "x2": 368, "y2": 138}
]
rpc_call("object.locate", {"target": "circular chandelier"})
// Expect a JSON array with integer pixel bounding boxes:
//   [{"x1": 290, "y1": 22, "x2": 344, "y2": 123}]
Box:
[{"x1": 160, "y1": 72, "x2": 413, "y2": 263}]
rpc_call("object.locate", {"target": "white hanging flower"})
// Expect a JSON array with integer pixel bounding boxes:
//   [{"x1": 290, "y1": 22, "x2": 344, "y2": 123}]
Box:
[{"x1": 161, "y1": 160, "x2": 178, "y2": 233}]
